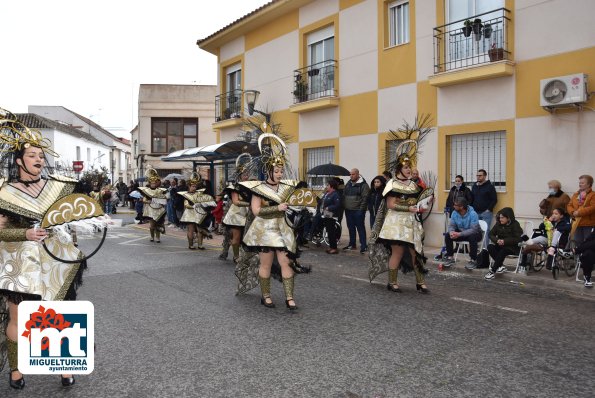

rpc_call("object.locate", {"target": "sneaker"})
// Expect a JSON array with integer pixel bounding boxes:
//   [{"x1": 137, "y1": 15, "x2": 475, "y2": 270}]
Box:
[
  {"x1": 360, "y1": 247, "x2": 368, "y2": 254},
  {"x1": 496, "y1": 266, "x2": 507, "y2": 274},
  {"x1": 434, "y1": 253, "x2": 444, "y2": 261},
  {"x1": 442, "y1": 256, "x2": 455, "y2": 267},
  {"x1": 584, "y1": 276, "x2": 593, "y2": 288},
  {"x1": 484, "y1": 271, "x2": 495, "y2": 280},
  {"x1": 465, "y1": 260, "x2": 477, "y2": 270},
  {"x1": 343, "y1": 245, "x2": 356, "y2": 251}
]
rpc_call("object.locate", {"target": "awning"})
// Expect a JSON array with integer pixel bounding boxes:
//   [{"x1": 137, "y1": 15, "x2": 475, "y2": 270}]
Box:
[{"x1": 161, "y1": 140, "x2": 259, "y2": 162}]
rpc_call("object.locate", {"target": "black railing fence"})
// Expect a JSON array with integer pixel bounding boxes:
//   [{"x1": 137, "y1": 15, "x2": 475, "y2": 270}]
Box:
[
  {"x1": 293, "y1": 60, "x2": 337, "y2": 104},
  {"x1": 215, "y1": 90, "x2": 243, "y2": 122}
]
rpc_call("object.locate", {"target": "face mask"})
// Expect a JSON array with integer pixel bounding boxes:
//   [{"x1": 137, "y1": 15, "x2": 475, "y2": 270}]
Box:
[
  {"x1": 549, "y1": 189, "x2": 556, "y2": 195},
  {"x1": 455, "y1": 183, "x2": 462, "y2": 189}
]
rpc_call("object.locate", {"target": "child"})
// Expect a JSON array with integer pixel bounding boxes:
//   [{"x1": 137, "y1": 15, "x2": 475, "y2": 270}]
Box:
[{"x1": 211, "y1": 194, "x2": 224, "y2": 235}]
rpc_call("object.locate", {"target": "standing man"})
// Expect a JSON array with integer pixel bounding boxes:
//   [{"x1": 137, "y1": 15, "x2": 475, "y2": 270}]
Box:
[
  {"x1": 343, "y1": 168, "x2": 370, "y2": 254},
  {"x1": 116, "y1": 177, "x2": 128, "y2": 207},
  {"x1": 472, "y1": 169, "x2": 497, "y2": 248}
]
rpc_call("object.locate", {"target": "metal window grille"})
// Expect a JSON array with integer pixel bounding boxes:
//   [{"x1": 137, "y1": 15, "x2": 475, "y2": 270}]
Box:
[
  {"x1": 447, "y1": 131, "x2": 506, "y2": 191},
  {"x1": 389, "y1": 0, "x2": 410, "y2": 46},
  {"x1": 304, "y1": 146, "x2": 335, "y2": 187}
]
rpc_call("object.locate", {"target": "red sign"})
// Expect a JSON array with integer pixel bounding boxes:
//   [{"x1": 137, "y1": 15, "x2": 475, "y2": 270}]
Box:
[{"x1": 72, "y1": 161, "x2": 84, "y2": 172}]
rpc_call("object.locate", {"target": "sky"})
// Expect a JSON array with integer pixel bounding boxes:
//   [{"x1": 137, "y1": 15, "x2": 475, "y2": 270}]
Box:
[{"x1": 0, "y1": 0, "x2": 270, "y2": 138}]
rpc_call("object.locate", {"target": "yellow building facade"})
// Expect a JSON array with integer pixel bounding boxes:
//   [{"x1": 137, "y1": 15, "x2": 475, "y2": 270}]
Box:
[{"x1": 198, "y1": 0, "x2": 595, "y2": 246}]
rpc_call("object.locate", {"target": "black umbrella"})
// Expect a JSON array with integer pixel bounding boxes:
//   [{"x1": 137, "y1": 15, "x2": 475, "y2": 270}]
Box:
[{"x1": 307, "y1": 163, "x2": 350, "y2": 176}]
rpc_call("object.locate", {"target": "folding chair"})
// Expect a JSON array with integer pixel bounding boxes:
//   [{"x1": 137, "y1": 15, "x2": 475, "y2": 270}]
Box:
[
  {"x1": 454, "y1": 220, "x2": 488, "y2": 261},
  {"x1": 510, "y1": 220, "x2": 534, "y2": 272}
]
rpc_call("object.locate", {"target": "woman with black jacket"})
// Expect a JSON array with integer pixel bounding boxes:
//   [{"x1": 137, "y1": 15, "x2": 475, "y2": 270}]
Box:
[
  {"x1": 367, "y1": 175, "x2": 386, "y2": 228},
  {"x1": 576, "y1": 227, "x2": 595, "y2": 287},
  {"x1": 322, "y1": 179, "x2": 342, "y2": 254},
  {"x1": 445, "y1": 175, "x2": 474, "y2": 213}
]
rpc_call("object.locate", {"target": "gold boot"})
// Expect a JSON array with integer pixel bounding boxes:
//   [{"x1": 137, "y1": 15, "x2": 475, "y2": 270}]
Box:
[
  {"x1": 149, "y1": 228, "x2": 155, "y2": 242},
  {"x1": 232, "y1": 244, "x2": 240, "y2": 262},
  {"x1": 282, "y1": 276, "x2": 298, "y2": 310},
  {"x1": 155, "y1": 230, "x2": 161, "y2": 243},
  {"x1": 196, "y1": 232, "x2": 204, "y2": 250},
  {"x1": 7, "y1": 337, "x2": 25, "y2": 389},
  {"x1": 259, "y1": 276, "x2": 274, "y2": 308},
  {"x1": 188, "y1": 236, "x2": 196, "y2": 250},
  {"x1": 387, "y1": 268, "x2": 401, "y2": 292},
  {"x1": 414, "y1": 264, "x2": 429, "y2": 293}
]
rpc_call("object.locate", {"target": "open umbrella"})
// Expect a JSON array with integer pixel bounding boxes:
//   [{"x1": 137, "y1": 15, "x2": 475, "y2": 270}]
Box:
[
  {"x1": 307, "y1": 163, "x2": 350, "y2": 176},
  {"x1": 164, "y1": 173, "x2": 184, "y2": 181}
]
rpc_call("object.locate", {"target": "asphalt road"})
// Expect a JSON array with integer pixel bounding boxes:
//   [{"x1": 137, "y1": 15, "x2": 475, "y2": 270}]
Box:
[{"x1": 2, "y1": 217, "x2": 595, "y2": 397}]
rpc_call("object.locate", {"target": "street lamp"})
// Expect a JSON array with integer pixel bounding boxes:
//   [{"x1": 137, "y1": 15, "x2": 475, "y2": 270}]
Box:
[{"x1": 244, "y1": 89, "x2": 271, "y2": 123}]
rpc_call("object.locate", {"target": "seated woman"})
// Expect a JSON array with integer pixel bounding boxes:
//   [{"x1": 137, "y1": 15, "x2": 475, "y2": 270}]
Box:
[
  {"x1": 539, "y1": 180, "x2": 570, "y2": 217},
  {"x1": 575, "y1": 227, "x2": 595, "y2": 287},
  {"x1": 484, "y1": 207, "x2": 523, "y2": 280}
]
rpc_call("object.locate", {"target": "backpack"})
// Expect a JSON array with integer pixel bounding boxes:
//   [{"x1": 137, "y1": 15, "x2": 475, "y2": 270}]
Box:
[{"x1": 476, "y1": 249, "x2": 490, "y2": 268}]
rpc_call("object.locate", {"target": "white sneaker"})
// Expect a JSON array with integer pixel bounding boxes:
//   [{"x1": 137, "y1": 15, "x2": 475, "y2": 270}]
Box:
[
  {"x1": 584, "y1": 276, "x2": 593, "y2": 288},
  {"x1": 484, "y1": 271, "x2": 495, "y2": 280},
  {"x1": 496, "y1": 266, "x2": 507, "y2": 274}
]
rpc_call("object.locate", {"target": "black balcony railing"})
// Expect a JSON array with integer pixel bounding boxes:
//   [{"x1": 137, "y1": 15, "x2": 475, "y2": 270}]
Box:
[
  {"x1": 215, "y1": 90, "x2": 243, "y2": 122},
  {"x1": 433, "y1": 8, "x2": 511, "y2": 74},
  {"x1": 293, "y1": 60, "x2": 337, "y2": 104}
]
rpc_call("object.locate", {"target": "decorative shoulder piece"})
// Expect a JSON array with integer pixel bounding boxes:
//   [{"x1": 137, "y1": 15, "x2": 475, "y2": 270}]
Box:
[{"x1": 49, "y1": 174, "x2": 78, "y2": 183}]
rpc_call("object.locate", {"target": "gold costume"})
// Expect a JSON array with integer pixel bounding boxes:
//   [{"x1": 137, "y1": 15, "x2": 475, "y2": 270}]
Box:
[
  {"x1": 0, "y1": 175, "x2": 82, "y2": 301},
  {"x1": 139, "y1": 186, "x2": 167, "y2": 221},
  {"x1": 222, "y1": 183, "x2": 250, "y2": 227},
  {"x1": 179, "y1": 190, "x2": 216, "y2": 225}
]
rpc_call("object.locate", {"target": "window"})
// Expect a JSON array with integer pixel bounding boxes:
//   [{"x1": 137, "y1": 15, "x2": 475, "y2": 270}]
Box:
[
  {"x1": 447, "y1": 131, "x2": 506, "y2": 192},
  {"x1": 304, "y1": 146, "x2": 335, "y2": 187},
  {"x1": 76, "y1": 146, "x2": 81, "y2": 160},
  {"x1": 224, "y1": 63, "x2": 242, "y2": 118},
  {"x1": 389, "y1": 1, "x2": 410, "y2": 46},
  {"x1": 307, "y1": 26, "x2": 335, "y2": 98},
  {"x1": 151, "y1": 118, "x2": 198, "y2": 153}
]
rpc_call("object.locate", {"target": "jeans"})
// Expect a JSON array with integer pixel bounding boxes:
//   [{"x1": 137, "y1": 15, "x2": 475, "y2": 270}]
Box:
[
  {"x1": 345, "y1": 209, "x2": 367, "y2": 249},
  {"x1": 104, "y1": 202, "x2": 113, "y2": 215},
  {"x1": 324, "y1": 217, "x2": 338, "y2": 249},
  {"x1": 445, "y1": 231, "x2": 482, "y2": 260},
  {"x1": 167, "y1": 199, "x2": 176, "y2": 224},
  {"x1": 478, "y1": 210, "x2": 493, "y2": 249},
  {"x1": 488, "y1": 244, "x2": 516, "y2": 272}
]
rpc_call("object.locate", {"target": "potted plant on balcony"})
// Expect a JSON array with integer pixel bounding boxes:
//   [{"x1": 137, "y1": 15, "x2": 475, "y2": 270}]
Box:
[
  {"x1": 483, "y1": 23, "x2": 493, "y2": 39},
  {"x1": 307, "y1": 68, "x2": 320, "y2": 77},
  {"x1": 462, "y1": 19, "x2": 472, "y2": 37},
  {"x1": 293, "y1": 78, "x2": 309, "y2": 103},
  {"x1": 472, "y1": 18, "x2": 483, "y2": 41},
  {"x1": 488, "y1": 43, "x2": 505, "y2": 62}
]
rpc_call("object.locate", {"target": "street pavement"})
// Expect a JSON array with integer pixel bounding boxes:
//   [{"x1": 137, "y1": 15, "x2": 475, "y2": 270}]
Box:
[{"x1": 2, "y1": 211, "x2": 594, "y2": 397}]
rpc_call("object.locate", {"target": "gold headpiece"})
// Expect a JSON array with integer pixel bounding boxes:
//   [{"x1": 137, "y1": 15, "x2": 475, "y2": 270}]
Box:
[
  {"x1": 145, "y1": 167, "x2": 161, "y2": 184},
  {"x1": 0, "y1": 108, "x2": 58, "y2": 157},
  {"x1": 188, "y1": 171, "x2": 201, "y2": 186},
  {"x1": 235, "y1": 152, "x2": 252, "y2": 175},
  {"x1": 395, "y1": 139, "x2": 417, "y2": 169},
  {"x1": 258, "y1": 133, "x2": 288, "y2": 170}
]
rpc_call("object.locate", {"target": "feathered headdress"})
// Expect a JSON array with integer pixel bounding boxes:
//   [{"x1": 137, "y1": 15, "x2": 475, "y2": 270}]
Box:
[
  {"x1": 0, "y1": 108, "x2": 58, "y2": 157},
  {"x1": 385, "y1": 114, "x2": 433, "y2": 173},
  {"x1": 145, "y1": 167, "x2": 161, "y2": 184},
  {"x1": 187, "y1": 171, "x2": 202, "y2": 186},
  {"x1": 258, "y1": 131, "x2": 288, "y2": 170}
]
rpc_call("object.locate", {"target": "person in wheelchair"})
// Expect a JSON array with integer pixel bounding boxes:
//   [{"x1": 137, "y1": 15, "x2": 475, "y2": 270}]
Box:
[{"x1": 519, "y1": 208, "x2": 571, "y2": 272}]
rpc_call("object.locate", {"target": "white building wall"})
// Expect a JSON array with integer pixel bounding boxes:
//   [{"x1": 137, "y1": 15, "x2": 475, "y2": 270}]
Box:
[
  {"x1": 339, "y1": 133, "x2": 378, "y2": 184},
  {"x1": 378, "y1": 83, "x2": 418, "y2": 131},
  {"x1": 299, "y1": 0, "x2": 339, "y2": 27},
  {"x1": 219, "y1": 36, "x2": 245, "y2": 62},
  {"x1": 50, "y1": 129, "x2": 110, "y2": 173},
  {"x1": 415, "y1": 0, "x2": 436, "y2": 80},
  {"x1": 298, "y1": 108, "x2": 340, "y2": 141}
]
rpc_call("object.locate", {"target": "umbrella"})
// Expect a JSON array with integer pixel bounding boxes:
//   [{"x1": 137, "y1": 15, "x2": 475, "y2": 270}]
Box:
[
  {"x1": 129, "y1": 191, "x2": 142, "y2": 199},
  {"x1": 164, "y1": 173, "x2": 184, "y2": 181},
  {"x1": 307, "y1": 163, "x2": 350, "y2": 176}
]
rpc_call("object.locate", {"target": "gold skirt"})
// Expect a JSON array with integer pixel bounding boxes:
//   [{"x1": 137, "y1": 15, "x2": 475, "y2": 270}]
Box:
[
  {"x1": 143, "y1": 204, "x2": 166, "y2": 221},
  {"x1": 243, "y1": 215, "x2": 297, "y2": 254},
  {"x1": 378, "y1": 209, "x2": 424, "y2": 254},
  {"x1": 0, "y1": 237, "x2": 81, "y2": 301},
  {"x1": 180, "y1": 207, "x2": 207, "y2": 225},
  {"x1": 223, "y1": 204, "x2": 248, "y2": 227}
]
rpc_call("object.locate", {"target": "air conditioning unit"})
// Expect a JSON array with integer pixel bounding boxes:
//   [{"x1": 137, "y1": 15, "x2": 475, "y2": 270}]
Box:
[{"x1": 540, "y1": 73, "x2": 588, "y2": 109}]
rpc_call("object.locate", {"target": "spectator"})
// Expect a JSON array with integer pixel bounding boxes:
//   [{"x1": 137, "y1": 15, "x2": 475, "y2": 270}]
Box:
[
  {"x1": 211, "y1": 194, "x2": 224, "y2": 234},
  {"x1": 472, "y1": 169, "x2": 498, "y2": 248},
  {"x1": 484, "y1": 207, "x2": 523, "y2": 280},
  {"x1": 128, "y1": 180, "x2": 137, "y2": 209},
  {"x1": 367, "y1": 175, "x2": 386, "y2": 228},
  {"x1": 543, "y1": 208, "x2": 572, "y2": 271},
  {"x1": 116, "y1": 177, "x2": 128, "y2": 207},
  {"x1": 441, "y1": 198, "x2": 482, "y2": 269},
  {"x1": 575, "y1": 227, "x2": 595, "y2": 287},
  {"x1": 101, "y1": 185, "x2": 114, "y2": 215},
  {"x1": 322, "y1": 179, "x2": 341, "y2": 254},
  {"x1": 342, "y1": 168, "x2": 370, "y2": 254},
  {"x1": 567, "y1": 174, "x2": 595, "y2": 244},
  {"x1": 382, "y1": 170, "x2": 392, "y2": 181},
  {"x1": 167, "y1": 178, "x2": 178, "y2": 226},
  {"x1": 445, "y1": 175, "x2": 474, "y2": 214},
  {"x1": 539, "y1": 180, "x2": 570, "y2": 217},
  {"x1": 411, "y1": 168, "x2": 426, "y2": 190},
  {"x1": 174, "y1": 179, "x2": 188, "y2": 228}
]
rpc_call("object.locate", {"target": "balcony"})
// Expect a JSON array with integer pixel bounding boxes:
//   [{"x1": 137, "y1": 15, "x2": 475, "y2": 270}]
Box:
[
  {"x1": 214, "y1": 90, "x2": 243, "y2": 128},
  {"x1": 290, "y1": 60, "x2": 339, "y2": 114},
  {"x1": 429, "y1": 8, "x2": 514, "y2": 87}
]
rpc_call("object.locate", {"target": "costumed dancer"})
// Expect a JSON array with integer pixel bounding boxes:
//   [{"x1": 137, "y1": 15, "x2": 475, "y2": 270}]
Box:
[
  {"x1": 368, "y1": 120, "x2": 434, "y2": 294},
  {"x1": 0, "y1": 109, "x2": 106, "y2": 388},
  {"x1": 235, "y1": 131, "x2": 301, "y2": 310},
  {"x1": 222, "y1": 153, "x2": 252, "y2": 262},
  {"x1": 138, "y1": 168, "x2": 167, "y2": 243},
  {"x1": 179, "y1": 172, "x2": 216, "y2": 250}
]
